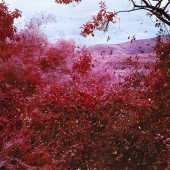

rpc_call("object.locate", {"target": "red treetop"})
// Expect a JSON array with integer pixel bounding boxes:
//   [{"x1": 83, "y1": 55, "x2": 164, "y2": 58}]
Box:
[{"x1": 0, "y1": 2, "x2": 21, "y2": 42}]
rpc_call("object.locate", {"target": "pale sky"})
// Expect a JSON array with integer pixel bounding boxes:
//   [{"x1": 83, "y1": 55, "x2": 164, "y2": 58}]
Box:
[{"x1": 4, "y1": 0, "x2": 159, "y2": 45}]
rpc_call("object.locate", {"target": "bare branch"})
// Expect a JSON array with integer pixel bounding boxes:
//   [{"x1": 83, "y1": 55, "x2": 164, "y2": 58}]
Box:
[
  {"x1": 127, "y1": 0, "x2": 170, "y2": 26},
  {"x1": 116, "y1": 7, "x2": 146, "y2": 14},
  {"x1": 163, "y1": 0, "x2": 170, "y2": 10}
]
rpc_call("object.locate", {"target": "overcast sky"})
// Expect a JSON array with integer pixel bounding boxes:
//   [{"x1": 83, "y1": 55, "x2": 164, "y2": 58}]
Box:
[{"x1": 4, "y1": 0, "x2": 159, "y2": 45}]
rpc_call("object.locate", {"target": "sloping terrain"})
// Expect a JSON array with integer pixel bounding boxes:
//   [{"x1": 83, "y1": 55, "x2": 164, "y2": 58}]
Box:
[
  {"x1": 88, "y1": 38, "x2": 157, "y2": 84},
  {"x1": 89, "y1": 38, "x2": 156, "y2": 55}
]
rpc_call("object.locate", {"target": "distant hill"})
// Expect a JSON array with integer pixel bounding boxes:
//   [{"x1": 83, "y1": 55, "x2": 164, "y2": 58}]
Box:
[
  {"x1": 87, "y1": 38, "x2": 157, "y2": 84},
  {"x1": 89, "y1": 37, "x2": 157, "y2": 56}
]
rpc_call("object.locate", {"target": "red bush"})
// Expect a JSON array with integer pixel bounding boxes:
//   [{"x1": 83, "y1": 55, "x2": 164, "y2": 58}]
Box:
[{"x1": 73, "y1": 50, "x2": 92, "y2": 74}]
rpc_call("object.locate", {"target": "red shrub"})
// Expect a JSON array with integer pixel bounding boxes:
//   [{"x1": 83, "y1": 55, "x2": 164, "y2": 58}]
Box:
[{"x1": 73, "y1": 50, "x2": 92, "y2": 74}]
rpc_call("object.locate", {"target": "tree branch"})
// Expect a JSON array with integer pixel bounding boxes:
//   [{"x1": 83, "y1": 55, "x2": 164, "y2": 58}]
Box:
[
  {"x1": 127, "y1": 0, "x2": 170, "y2": 26},
  {"x1": 163, "y1": 0, "x2": 170, "y2": 10},
  {"x1": 116, "y1": 7, "x2": 146, "y2": 14}
]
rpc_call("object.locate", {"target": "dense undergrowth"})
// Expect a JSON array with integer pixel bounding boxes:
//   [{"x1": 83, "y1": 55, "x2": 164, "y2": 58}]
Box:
[{"x1": 0, "y1": 2, "x2": 169, "y2": 170}]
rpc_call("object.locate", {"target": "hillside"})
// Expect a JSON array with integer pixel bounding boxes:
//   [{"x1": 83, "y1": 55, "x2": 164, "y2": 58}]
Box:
[{"x1": 87, "y1": 38, "x2": 157, "y2": 84}]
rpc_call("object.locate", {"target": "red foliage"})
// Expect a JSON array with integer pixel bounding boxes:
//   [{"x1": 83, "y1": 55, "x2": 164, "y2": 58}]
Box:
[
  {"x1": 55, "y1": 0, "x2": 116, "y2": 37},
  {"x1": 0, "y1": 2, "x2": 169, "y2": 170},
  {"x1": 39, "y1": 47, "x2": 66, "y2": 72},
  {"x1": 73, "y1": 50, "x2": 92, "y2": 74},
  {"x1": 0, "y1": 2, "x2": 21, "y2": 61},
  {"x1": 0, "y1": 2, "x2": 21, "y2": 42},
  {"x1": 81, "y1": 2, "x2": 116, "y2": 37},
  {"x1": 55, "y1": 0, "x2": 81, "y2": 4}
]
